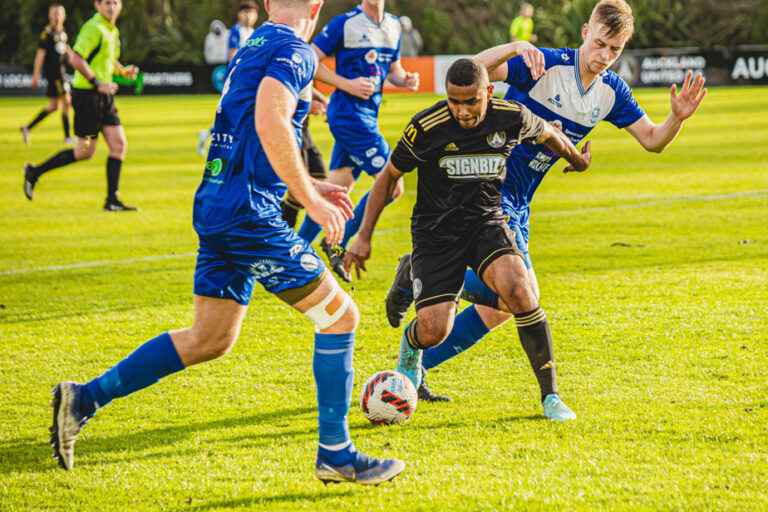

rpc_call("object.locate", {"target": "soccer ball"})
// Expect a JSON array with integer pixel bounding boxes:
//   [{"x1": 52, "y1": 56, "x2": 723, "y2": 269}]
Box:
[{"x1": 360, "y1": 370, "x2": 418, "y2": 425}]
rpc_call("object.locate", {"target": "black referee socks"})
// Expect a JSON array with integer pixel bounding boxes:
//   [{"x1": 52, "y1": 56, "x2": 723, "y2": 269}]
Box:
[
  {"x1": 106, "y1": 157, "x2": 123, "y2": 201},
  {"x1": 515, "y1": 307, "x2": 558, "y2": 401},
  {"x1": 32, "y1": 148, "x2": 76, "y2": 179}
]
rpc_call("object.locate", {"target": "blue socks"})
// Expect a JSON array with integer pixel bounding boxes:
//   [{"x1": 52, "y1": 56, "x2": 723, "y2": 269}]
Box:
[
  {"x1": 298, "y1": 215, "x2": 323, "y2": 244},
  {"x1": 422, "y1": 305, "x2": 490, "y2": 370},
  {"x1": 84, "y1": 332, "x2": 185, "y2": 412},
  {"x1": 460, "y1": 269, "x2": 500, "y2": 308},
  {"x1": 340, "y1": 192, "x2": 369, "y2": 248},
  {"x1": 298, "y1": 191, "x2": 389, "y2": 248},
  {"x1": 313, "y1": 332, "x2": 355, "y2": 463}
]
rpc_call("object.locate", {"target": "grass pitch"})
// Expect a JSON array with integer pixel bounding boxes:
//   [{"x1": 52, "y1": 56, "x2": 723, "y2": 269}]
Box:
[{"x1": 0, "y1": 88, "x2": 766, "y2": 511}]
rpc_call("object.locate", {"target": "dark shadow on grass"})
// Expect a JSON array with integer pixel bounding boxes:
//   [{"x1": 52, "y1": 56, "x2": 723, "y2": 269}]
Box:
[
  {"x1": 0, "y1": 406, "x2": 314, "y2": 476},
  {"x1": 177, "y1": 490, "x2": 354, "y2": 511}
]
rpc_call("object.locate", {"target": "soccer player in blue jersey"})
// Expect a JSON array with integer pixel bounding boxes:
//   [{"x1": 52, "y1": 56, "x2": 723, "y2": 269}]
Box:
[
  {"x1": 296, "y1": 0, "x2": 420, "y2": 282},
  {"x1": 382, "y1": 0, "x2": 707, "y2": 419},
  {"x1": 49, "y1": 0, "x2": 405, "y2": 485}
]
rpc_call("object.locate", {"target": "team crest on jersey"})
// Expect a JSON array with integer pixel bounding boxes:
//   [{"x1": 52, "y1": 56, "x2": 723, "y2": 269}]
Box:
[
  {"x1": 486, "y1": 131, "x2": 507, "y2": 149},
  {"x1": 590, "y1": 107, "x2": 601, "y2": 125},
  {"x1": 365, "y1": 49, "x2": 378, "y2": 64}
]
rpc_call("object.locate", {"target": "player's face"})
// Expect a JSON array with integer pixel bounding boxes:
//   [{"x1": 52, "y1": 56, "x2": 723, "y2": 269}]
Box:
[
  {"x1": 239, "y1": 7, "x2": 258, "y2": 28},
  {"x1": 49, "y1": 6, "x2": 65, "y2": 28},
  {"x1": 581, "y1": 22, "x2": 629, "y2": 74},
  {"x1": 446, "y1": 82, "x2": 494, "y2": 129},
  {"x1": 96, "y1": 0, "x2": 122, "y2": 22},
  {"x1": 362, "y1": 0, "x2": 385, "y2": 10}
]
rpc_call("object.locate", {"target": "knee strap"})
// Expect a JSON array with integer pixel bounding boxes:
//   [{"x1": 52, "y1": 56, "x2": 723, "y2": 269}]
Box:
[{"x1": 304, "y1": 287, "x2": 352, "y2": 331}]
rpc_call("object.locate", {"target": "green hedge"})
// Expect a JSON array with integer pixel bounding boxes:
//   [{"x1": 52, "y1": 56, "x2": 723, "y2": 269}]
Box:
[{"x1": 2, "y1": 0, "x2": 767, "y2": 66}]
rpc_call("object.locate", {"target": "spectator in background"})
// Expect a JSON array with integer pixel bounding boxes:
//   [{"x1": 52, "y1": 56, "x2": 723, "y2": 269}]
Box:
[
  {"x1": 204, "y1": 20, "x2": 229, "y2": 65},
  {"x1": 399, "y1": 16, "x2": 423, "y2": 57},
  {"x1": 509, "y1": 3, "x2": 537, "y2": 43},
  {"x1": 21, "y1": 3, "x2": 72, "y2": 146},
  {"x1": 198, "y1": 2, "x2": 260, "y2": 156},
  {"x1": 228, "y1": 1, "x2": 259, "y2": 62}
]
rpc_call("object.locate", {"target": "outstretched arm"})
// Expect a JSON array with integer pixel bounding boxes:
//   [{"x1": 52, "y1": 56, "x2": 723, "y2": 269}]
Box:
[
  {"x1": 625, "y1": 71, "x2": 707, "y2": 153},
  {"x1": 344, "y1": 162, "x2": 404, "y2": 277},
  {"x1": 474, "y1": 41, "x2": 544, "y2": 82}
]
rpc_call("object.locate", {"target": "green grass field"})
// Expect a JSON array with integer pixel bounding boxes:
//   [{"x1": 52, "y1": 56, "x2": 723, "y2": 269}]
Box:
[{"x1": 1, "y1": 88, "x2": 767, "y2": 511}]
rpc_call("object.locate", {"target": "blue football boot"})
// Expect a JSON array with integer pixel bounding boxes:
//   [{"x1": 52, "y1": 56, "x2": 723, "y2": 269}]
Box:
[
  {"x1": 315, "y1": 450, "x2": 405, "y2": 486},
  {"x1": 542, "y1": 394, "x2": 576, "y2": 422},
  {"x1": 50, "y1": 381, "x2": 93, "y2": 470},
  {"x1": 396, "y1": 330, "x2": 422, "y2": 389}
]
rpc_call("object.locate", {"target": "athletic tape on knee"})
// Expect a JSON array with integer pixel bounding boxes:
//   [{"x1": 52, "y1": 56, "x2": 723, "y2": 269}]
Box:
[{"x1": 304, "y1": 287, "x2": 352, "y2": 331}]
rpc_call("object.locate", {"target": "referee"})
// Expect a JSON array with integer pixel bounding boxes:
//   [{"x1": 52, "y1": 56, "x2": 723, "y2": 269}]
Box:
[
  {"x1": 20, "y1": 3, "x2": 72, "y2": 146},
  {"x1": 24, "y1": 0, "x2": 139, "y2": 212}
]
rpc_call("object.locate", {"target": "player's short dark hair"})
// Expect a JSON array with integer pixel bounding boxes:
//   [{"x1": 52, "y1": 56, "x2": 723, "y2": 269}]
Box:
[
  {"x1": 445, "y1": 58, "x2": 489, "y2": 88},
  {"x1": 239, "y1": 1, "x2": 258, "y2": 11},
  {"x1": 591, "y1": 0, "x2": 634, "y2": 39}
]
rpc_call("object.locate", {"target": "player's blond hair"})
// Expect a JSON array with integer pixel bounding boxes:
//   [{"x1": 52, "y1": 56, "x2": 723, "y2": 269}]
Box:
[{"x1": 590, "y1": 0, "x2": 634, "y2": 39}]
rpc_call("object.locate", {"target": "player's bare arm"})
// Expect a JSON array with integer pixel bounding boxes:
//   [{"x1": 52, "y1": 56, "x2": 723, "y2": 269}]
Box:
[
  {"x1": 625, "y1": 70, "x2": 707, "y2": 153},
  {"x1": 256, "y1": 77, "x2": 351, "y2": 246},
  {"x1": 66, "y1": 48, "x2": 117, "y2": 95},
  {"x1": 344, "y1": 162, "x2": 404, "y2": 276},
  {"x1": 312, "y1": 44, "x2": 375, "y2": 100},
  {"x1": 115, "y1": 61, "x2": 139, "y2": 79},
  {"x1": 538, "y1": 122, "x2": 592, "y2": 173},
  {"x1": 31, "y1": 48, "x2": 46, "y2": 89},
  {"x1": 387, "y1": 60, "x2": 420, "y2": 91},
  {"x1": 474, "y1": 41, "x2": 545, "y2": 82}
]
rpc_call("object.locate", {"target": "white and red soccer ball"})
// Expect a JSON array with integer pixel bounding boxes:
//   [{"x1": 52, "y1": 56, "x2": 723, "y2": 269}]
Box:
[{"x1": 360, "y1": 370, "x2": 418, "y2": 425}]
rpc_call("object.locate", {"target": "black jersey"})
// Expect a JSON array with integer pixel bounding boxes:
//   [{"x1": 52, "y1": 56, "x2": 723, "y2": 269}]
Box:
[
  {"x1": 390, "y1": 98, "x2": 546, "y2": 244},
  {"x1": 38, "y1": 27, "x2": 68, "y2": 80}
]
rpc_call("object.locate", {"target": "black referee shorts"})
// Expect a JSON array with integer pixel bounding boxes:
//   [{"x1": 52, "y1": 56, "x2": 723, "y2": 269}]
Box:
[
  {"x1": 45, "y1": 77, "x2": 70, "y2": 98},
  {"x1": 411, "y1": 222, "x2": 522, "y2": 310},
  {"x1": 71, "y1": 88, "x2": 121, "y2": 139}
]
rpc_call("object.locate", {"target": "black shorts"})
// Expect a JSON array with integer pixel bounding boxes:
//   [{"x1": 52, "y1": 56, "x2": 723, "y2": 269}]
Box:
[
  {"x1": 411, "y1": 222, "x2": 521, "y2": 310},
  {"x1": 71, "y1": 88, "x2": 121, "y2": 138},
  {"x1": 45, "y1": 77, "x2": 70, "y2": 98},
  {"x1": 302, "y1": 118, "x2": 327, "y2": 180}
]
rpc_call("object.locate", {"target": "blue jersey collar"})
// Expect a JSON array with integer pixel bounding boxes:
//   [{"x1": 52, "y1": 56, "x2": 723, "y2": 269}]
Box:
[{"x1": 574, "y1": 49, "x2": 603, "y2": 97}]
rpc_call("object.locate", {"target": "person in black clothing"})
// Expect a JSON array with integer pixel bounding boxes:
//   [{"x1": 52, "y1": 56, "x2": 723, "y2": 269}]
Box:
[
  {"x1": 21, "y1": 4, "x2": 72, "y2": 145},
  {"x1": 281, "y1": 88, "x2": 329, "y2": 228},
  {"x1": 343, "y1": 58, "x2": 591, "y2": 410}
]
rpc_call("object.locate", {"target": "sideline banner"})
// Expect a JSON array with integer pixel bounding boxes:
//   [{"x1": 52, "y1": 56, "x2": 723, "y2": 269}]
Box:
[{"x1": 2, "y1": 47, "x2": 767, "y2": 96}]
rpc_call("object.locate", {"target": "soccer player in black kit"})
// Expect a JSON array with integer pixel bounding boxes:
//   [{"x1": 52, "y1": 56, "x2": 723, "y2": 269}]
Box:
[
  {"x1": 21, "y1": 4, "x2": 72, "y2": 145},
  {"x1": 344, "y1": 58, "x2": 591, "y2": 415}
]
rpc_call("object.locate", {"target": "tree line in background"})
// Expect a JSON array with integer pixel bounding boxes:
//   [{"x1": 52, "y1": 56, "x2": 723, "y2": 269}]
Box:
[{"x1": 1, "y1": 0, "x2": 766, "y2": 66}]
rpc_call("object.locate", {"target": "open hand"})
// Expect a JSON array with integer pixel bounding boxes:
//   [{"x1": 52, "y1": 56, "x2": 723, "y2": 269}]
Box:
[
  {"x1": 343, "y1": 236, "x2": 371, "y2": 280},
  {"x1": 670, "y1": 70, "x2": 707, "y2": 121}
]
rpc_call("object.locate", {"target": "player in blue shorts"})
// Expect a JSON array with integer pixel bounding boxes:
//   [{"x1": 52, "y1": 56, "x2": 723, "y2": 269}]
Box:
[
  {"x1": 49, "y1": 0, "x2": 405, "y2": 485},
  {"x1": 380, "y1": 0, "x2": 707, "y2": 418},
  {"x1": 296, "y1": 0, "x2": 420, "y2": 281}
]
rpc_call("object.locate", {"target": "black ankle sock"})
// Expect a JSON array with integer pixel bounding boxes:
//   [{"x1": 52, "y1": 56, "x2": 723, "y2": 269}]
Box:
[
  {"x1": 62, "y1": 114, "x2": 70, "y2": 139},
  {"x1": 106, "y1": 157, "x2": 122, "y2": 201},
  {"x1": 406, "y1": 320, "x2": 425, "y2": 350},
  {"x1": 281, "y1": 197, "x2": 301, "y2": 228},
  {"x1": 27, "y1": 109, "x2": 51, "y2": 130},
  {"x1": 34, "y1": 149, "x2": 76, "y2": 179},
  {"x1": 515, "y1": 307, "x2": 557, "y2": 401}
]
